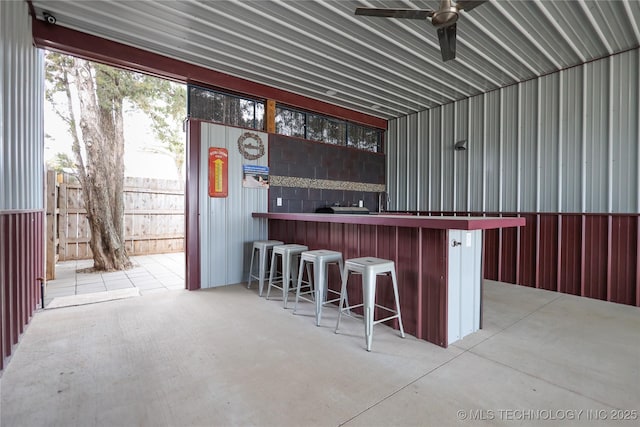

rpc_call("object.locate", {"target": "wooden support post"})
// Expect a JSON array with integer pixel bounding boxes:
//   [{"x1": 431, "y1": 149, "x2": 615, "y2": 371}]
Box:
[{"x1": 266, "y1": 99, "x2": 276, "y2": 134}]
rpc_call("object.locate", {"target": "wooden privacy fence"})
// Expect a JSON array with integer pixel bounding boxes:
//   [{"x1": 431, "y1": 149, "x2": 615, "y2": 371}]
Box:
[{"x1": 46, "y1": 171, "x2": 184, "y2": 278}]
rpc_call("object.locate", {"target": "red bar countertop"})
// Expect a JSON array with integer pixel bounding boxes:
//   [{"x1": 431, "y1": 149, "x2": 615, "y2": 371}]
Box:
[{"x1": 252, "y1": 212, "x2": 525, "y2": 230}]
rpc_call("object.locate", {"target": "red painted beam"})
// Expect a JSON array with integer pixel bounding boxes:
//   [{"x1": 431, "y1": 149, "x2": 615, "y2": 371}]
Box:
[
  {"x1": 637, "y1": 216, "x2": 640, "y2": 307},
  {"x1": 535, "y1": 214, "x2": 540, "y2": 289},
  {"x1": 1, "y1": 216, "x2": 5, "y2": 369},
  {"x1": 31, "y1": 19, "x2": 387, "y2": 130},
  {"x1": 556, "y1": 214, "x2": 563, "y2": 293},
  {"x1": 417, "y1": 227, "x2": 423, "y2": 338},
  {"x1": 515, "y1": 214, "x2": 521, "y2": 285},
  {"x1": 607, "y1": 215, "x2": 613, "y2": 302},
  {"x1": 185, "y1": 120, "x2": 201, "y2": 291},
  {"x1": 497, "y1": 227, "x2": 503, "y2": 282},
  {"x1": 581, "y1": 215, "x2": 586, "y2": 298}
]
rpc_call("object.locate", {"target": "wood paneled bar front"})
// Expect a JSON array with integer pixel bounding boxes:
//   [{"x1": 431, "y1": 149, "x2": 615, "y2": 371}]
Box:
[{"x1": 252, "y1": 212, "x2": 525, "y2": 348}]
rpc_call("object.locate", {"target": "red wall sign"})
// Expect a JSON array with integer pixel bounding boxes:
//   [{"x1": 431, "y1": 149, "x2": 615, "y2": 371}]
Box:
[{"x1": 208, "y1": 147, "x2": 228, "y2": 197}]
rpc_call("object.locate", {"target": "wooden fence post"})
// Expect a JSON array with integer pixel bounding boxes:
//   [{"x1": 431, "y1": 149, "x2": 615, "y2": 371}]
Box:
[{"x1": 45, "y1": 170, "x2": 59, "y2": 280}]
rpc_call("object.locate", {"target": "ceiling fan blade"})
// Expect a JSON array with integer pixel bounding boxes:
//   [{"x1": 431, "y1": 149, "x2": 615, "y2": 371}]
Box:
[
  {"x1": 437, "y1": 24, "x2": 457, "y2": 62},
  {"x1": 455, "y1": 1, "x2": 486, "y2": 12},
  {"x1": 355, "y1": 8, "x2": 434, "y2": 20}
]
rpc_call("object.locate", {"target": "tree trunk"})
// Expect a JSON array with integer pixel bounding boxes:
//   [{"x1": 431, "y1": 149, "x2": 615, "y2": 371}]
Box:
[
  {"x1": 73, "y1": 58, "x2": 131, "y2": 271},
  {"x1": 47, "y1": 52, "x2": 184, "y2": 272}
]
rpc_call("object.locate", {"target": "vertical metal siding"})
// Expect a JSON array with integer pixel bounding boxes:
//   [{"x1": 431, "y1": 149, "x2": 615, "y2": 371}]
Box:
[
  {"x1": 611, "y1": 51, "x2": 639, "y2": 213},
  {"x1": 499, "y1": 213, "x2": 519, "y2": 284},
  {"x1": 199, "y1": 122, "x2": 268, "y2": 287},
  {"x1": 1, "y1": 1, "x2": 44, "y2": 211},
  {"x1": 538, "y1": 73, "x2": 560, "y2": 212},
  {"x1": 268, "y1": 219, "x2": 449, "y2": 347},
  {"x1": 584, "y1": 59, "x2": 609, "y2": 212},
  {"x1": 518, "y1": 79, "x2": 538, "y2": 212},
  {"x1": 417, "y1": 110, "x2": 430, "y2": 211},
  {"x1": 467, "y1": 96, "x2": 484, "y2": 211},
  {"x1": 404, "y1": 211, "x2": 638, "y2": 308},
  {"x1": 637, "y1": 50, "x2": 640, "y2": 215},
  {"x1": 610, "y1": 216, "x2": 637, "y2": 304},
  {"x1": 0, "y1": 1, "x2": 3, "y2": 183},
  {"x1": 454, "y1": 99, "x2": 468, "y2": 211},
  {"x1": 561, "y1": 66, "x2": 584, "y2": 213},
  {"x1": 388, "y1": 48, "x2": 640, "y2": 215},
  {"x1": 484, "y1": 91, "x2": 500, "y2": 212},
  {"x1": 395, "y1": 116, "x2": 408, "y2": 210},
  {"x1": 386, "y1": 49, "x2": 640, "y2": 308},
  {"x1": 429, "y1": 108, "x2": 442, "y2": 210},
  {"x1": 441, "y1": 103, "x2": 455, "y2": 211},
  {"x1": 501, "y1": 85, "x2": 518, "y2": 212},
  {"x1": 405, "y1": 113, "x2": 418, "y2": 211},
  {"x1": 385, "y1": 120, "x2": 397, "y2": 210},
  {"x1": 0, "y1": 0, "x2": 45, "y2": 372}
]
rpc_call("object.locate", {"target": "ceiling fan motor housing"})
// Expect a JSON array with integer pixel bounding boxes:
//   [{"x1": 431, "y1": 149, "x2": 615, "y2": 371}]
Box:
[{"x1": 431, "y1": 7, "x2": 458, "y2": 27}]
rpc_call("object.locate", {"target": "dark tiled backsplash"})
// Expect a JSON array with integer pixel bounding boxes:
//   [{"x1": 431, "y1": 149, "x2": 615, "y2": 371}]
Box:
[
  {"x1": 269, "y1": 134, "x2": 384, "y2": 184},
  {"x1": 269, "y1": 187, "x2": 380, "y2": 213},
  {"x1": 268, "y1": 134, "x2": 385, "y2": 213}
]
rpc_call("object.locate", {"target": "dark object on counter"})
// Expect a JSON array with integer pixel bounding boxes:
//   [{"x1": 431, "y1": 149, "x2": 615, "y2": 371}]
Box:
[{"x1": 315, "y1": 206, "x2": 370, "y2": 214}]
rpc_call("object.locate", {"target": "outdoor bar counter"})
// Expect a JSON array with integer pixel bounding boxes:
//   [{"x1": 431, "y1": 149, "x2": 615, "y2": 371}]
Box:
[{"x1": 253, "y1": 212, "x2": 525, "y2": 348}]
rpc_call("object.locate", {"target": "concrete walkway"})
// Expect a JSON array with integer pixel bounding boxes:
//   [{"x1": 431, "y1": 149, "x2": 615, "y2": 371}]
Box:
[
  {"x1": 44, "y1": 252, "x2": 185, "y2": 307},
  {"x1": 2, "y1": 280, "x2": 639, "y2": 426}
]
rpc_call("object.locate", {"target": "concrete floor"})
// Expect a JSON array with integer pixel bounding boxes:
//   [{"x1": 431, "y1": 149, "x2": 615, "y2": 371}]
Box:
[{"x1": 1, "y1": 280, "x2": 639, "y2": 426}]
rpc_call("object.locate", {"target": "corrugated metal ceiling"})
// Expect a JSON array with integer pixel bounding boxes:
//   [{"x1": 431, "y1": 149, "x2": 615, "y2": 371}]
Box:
[{"x1": 31, "y1": 0, "x2": 640, "y2": 120}]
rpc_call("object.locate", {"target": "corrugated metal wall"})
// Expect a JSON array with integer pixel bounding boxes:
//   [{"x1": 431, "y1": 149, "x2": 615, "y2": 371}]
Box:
[
  {"x1": 420, "y1": 211, "x2": 639, "y2": 307},
  {"x1": 387, "y1": 48, "x2": 640, "y2": 214},
  {"x1": 387, "y1": 48, "x2": 640, "y2": 307},
  {"x1": 199, "y1": 122, "x2": 268, "y2": 287},
  {"x1": 0, "y1": 1, "x2": 45, "y2": 371},
  {"x1": 1, "y1": 1, "x2": 44, "y2": 210}
]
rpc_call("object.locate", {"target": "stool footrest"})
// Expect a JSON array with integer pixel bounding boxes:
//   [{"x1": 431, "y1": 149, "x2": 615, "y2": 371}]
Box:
[
  {"x1": 338, "y1": 305, "x2": 399, "y2": 322},
  {"x1": 340, "y1": 303, "x2": 364, "y2": 311},
  {"x1": 293, "y1": 287, "x2": 316, "y2": 304},
  {"x1": 269, "y1": 279, "x2": 311, "y2": 293},
  {"x1": 264, "y1": 274, "x2": 283, "y2": 283},
  {"x1": 296, "y1": 295, "x2": 341, "y2": 307},
  {"x1": 251, "y1": 272, "x2": 281, "y2": 281},
  {"x1": 323, "y1": 296, "x2": 341, "y2": 305},
  {"x1": 373, "y1": 303, "x2": 400, "y2": 313},
  {"x1": 372, "y1": 314, "x2": 401, "y2": 325}
]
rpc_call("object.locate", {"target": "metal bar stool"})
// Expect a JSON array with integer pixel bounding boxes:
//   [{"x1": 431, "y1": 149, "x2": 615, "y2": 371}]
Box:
[
  {"x1": 266, "y1": 244, "x2": 309, "y2": 308},
  {"x1": 293, "y1": 250, "x2": 346, "y2": 326},
  {"x1": 335, "y1": 257, "x2": 405, "y2": 351},
  {"x1": 247, "y1": 240, "x2": 284, "y2": 296}
]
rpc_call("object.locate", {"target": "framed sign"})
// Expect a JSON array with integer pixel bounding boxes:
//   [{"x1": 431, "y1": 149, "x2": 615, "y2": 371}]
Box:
[
  {"x1": 242, "y1": 164, "x2": 269, "y2": 189},
  {"x1": 208, "y1": 147, "x2": 228, "y2": 197}
]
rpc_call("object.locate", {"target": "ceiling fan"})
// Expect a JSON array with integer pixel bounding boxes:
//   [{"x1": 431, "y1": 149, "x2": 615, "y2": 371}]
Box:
[{"x1": 355, "y1": 1, "x2": 486, "y2": 62}]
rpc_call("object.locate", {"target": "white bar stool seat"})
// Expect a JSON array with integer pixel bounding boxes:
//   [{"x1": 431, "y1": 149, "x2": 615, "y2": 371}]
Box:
[
  {"x1": 246, "y1": 240, "x2": 284, "y2": 296},
  {"x1": 267, "y1": 244, "x2": 309, "y2": 308},
  {"x1": 293, "y1": 249, "x2": 346, "y2": 326},
  {"x1": 335, "y1": 257, "x2": 405, "y2": 351}
]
